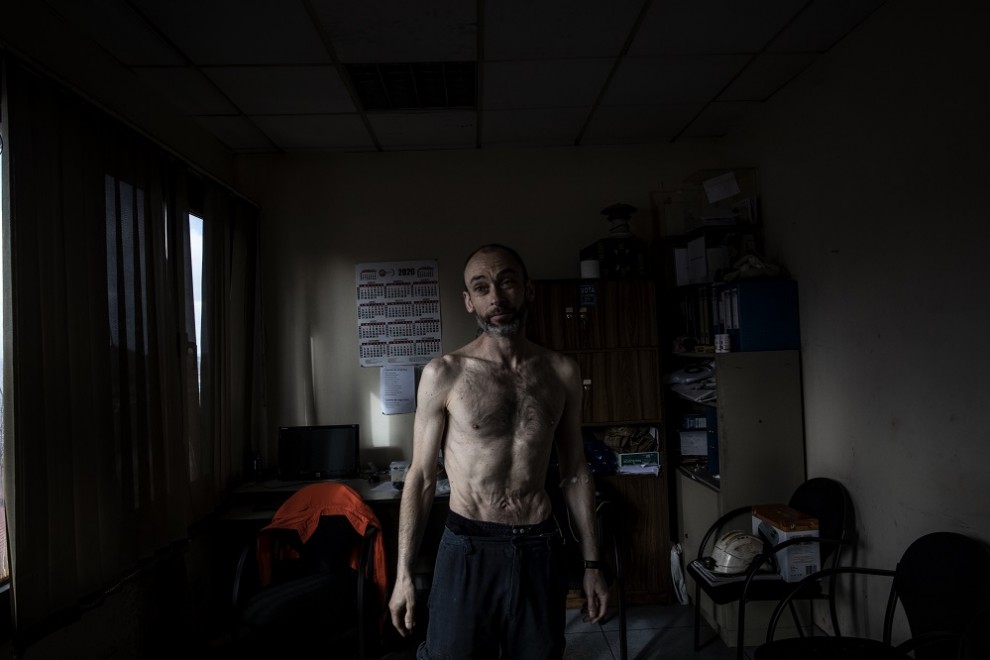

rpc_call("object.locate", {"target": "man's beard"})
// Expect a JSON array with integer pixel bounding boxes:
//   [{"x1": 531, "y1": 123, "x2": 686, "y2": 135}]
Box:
[{"x1": 476, "y1": 301, "x2": 529, "y2": 338}]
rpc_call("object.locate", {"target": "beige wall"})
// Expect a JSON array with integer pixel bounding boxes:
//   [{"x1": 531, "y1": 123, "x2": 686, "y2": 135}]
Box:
[
  {"x1": 722, "y1": 0, "x2": 990, "y2": 638},
  {"x1": 234, "y1": 143, "x2": 721, "y2": 466}
]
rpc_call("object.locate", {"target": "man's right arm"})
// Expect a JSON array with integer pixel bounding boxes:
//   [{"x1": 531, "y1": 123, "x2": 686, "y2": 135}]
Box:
[{"x1": 389, "y1": 358, "x2": 449, "y2": 637}]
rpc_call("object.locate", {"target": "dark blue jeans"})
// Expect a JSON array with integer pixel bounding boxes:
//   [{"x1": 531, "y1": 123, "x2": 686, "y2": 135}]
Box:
[{"x1": 417, "y1": 519, "x2": 568, "y2": 660}]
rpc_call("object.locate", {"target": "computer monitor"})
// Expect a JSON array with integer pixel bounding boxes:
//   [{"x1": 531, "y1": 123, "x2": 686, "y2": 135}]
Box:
[{"x1": 277, "y1": 424, "x2": 360, "y2": 480}]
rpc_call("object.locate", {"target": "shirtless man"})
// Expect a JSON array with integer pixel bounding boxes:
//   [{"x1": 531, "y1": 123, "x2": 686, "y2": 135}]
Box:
[{"x1": 388, "y1": 244, "x2": 609, "y2": 659}]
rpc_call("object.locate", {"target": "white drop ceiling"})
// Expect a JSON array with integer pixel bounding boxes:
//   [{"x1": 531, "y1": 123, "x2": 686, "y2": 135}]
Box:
[{"x1": 40, "y1": 0, "x2": 888, "y2": 153}]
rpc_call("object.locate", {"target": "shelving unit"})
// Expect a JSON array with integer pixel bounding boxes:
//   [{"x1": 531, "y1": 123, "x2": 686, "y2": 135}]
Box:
[
  {"x1": 527, "y1": 278, "x2": 672, "y2": 605},
  {"x1": 654, "y1": 168, "x2": 809, "y2": 646}
]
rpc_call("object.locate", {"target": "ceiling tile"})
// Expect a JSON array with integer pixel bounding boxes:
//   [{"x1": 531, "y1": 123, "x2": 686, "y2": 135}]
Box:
[
  {"x1": 482, "y1": 107, "x2": 590, "y2": 146},
  {"x1": 251, "y1": 115, "x2": 376, "y2": 151},
  {"x1": 581, "y1": 104, "x2": 703, "y2": 144},
  {"x1": 134, "y1": 67, "x2": 238, "y2": 115},
  {"x1": 484, "y1": 0, "x2": 644, "y2": 60},
  {"x1": 193, "y1": 116, "x2": 275, "y2": 152},
  {"x1": 309, "y1": 0, "x2": 476, "y2": 62},
  {"x1": 630, "y1": 0, "x2": 802, "y2": 56},
  {"x1": 130, "y1": 0, "x2": 330, "y2": 65},
  {"x1": 718, "y1": 52, "x2": 820, "y2": 101},
  {"x1": 35, "y1": 0, "x2": 878, "y2": 152},
  {"x1": 603, "y1": 55, "x2": 752, "y2": 106},
  {"x1": 482, "y1": 60, "x2": 613, "y2": 110},
  {"x1": 203, "y1": 66, "x2": 356, "y2": 114},
  {"x1": 44, "y1": 0, "x2": 184, "y2": 66},
  {"x1": 769, "y1": 0, "x2": 889, "y2": 52},
  {"x1": 369, "y1": 111, "x2": 477, "y2": 149},
  {"x1": 680, "y1": 101, "x2": 763, "y2": 138}
]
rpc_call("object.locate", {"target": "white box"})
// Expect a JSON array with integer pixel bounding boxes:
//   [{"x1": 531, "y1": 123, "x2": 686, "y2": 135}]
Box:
[
  {"x1": 751, "y1": 504, "x2": 820, "y2": 582},
  {"x1": 390, "y1": 460, "x2": 409, "y2": 486}
]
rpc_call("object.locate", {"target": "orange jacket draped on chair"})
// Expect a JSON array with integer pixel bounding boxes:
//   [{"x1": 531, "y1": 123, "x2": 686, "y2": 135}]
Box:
[{"x1": 256, "y1": 482, "x2": 388, "y2": 607}]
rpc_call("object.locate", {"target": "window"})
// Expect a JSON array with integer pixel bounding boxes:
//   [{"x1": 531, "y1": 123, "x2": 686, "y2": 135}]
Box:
[
  {"x1": 189, "y1": 213, "x2": 203, "y2": 399},
  {"x1": 0, "y1": 130, "x2": 8, "y2": 583}
]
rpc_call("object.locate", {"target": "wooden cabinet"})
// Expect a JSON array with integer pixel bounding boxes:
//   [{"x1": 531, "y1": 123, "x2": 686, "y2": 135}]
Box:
[
  {"x1": 528, "y1": 279, "x2": 663, "y2": 426},
  {"x1": 528, "y1": 278, "x2": 672, "y2": 604}
]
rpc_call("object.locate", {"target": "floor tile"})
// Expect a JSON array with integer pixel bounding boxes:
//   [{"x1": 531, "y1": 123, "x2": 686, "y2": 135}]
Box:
[
  {"x1": 564, "y1": 630, "x2": 614, "y2": 660},
  {"x1": 565, "y1": 603, "x2": 757, "y2": 660}
]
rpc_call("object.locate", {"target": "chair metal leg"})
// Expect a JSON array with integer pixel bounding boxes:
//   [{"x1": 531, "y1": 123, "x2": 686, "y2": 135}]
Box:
[
  {"x1": 693, "y1": 580, "x2": 708, "y2": 650},
  {"x1": 613, "y1": 535, "x2": 627, "y2": 660},
  {"x1": 357, "y1": 568, "x2": 366, "y2": 660},
  {"x1": 787, "y1": 600, "x2": 805, "y2": 638},
  {"x1": 737, "y1": 597, "x2": 747, "y2": 660}
]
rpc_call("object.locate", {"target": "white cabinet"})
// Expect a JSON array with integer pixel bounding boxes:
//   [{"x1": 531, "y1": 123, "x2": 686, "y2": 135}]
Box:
[
  {"x1": 710, "y1": 349, "x2": 806, "y2": 509},
  {"x1": 674, "y1": 349, "x2": 806, "y2": 646}
]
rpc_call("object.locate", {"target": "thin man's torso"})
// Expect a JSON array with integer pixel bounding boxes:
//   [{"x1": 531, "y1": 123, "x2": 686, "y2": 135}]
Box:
[{"x1": 439, "y1": 347, "x2": 568, "y2": 525}]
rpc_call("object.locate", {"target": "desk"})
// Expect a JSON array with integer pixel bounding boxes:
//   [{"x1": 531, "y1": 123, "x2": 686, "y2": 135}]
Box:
[
  {"x1": 221, "y1": 478, "x2": 450, "y2": 596},
  {"x1": 225, "y1": 477, "x2": 414, "y2": 516}
]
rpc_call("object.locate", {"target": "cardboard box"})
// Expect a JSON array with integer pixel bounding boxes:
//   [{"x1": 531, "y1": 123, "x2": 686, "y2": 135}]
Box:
[{"x1": 752, "y1": 504, "x2": 820, "y2": 582}]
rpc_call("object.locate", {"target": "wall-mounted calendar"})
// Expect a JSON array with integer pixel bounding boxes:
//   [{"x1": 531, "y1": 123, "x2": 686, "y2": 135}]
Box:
[{"x1": 355, "y1": 260, "x2": 442, "y2": 367}]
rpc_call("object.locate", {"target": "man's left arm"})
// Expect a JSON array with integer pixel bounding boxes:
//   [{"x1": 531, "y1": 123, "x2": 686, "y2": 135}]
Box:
[{"x1": 555, "y1": 355, "x2": 610, "y2": 624}]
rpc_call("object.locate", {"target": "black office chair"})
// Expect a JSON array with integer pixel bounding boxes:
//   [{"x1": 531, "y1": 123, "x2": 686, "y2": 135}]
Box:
[
  {"x1": 756, "y1": 531, "x2": 990, "y2": 660},
  {"x1": 231, "y1": 485, "x2": 385, "y2": 660},
  {"x1": 546, "y1": 461, "x2": 628, "y2": 660},
  {"x1": 685, "y1": 477, "x2": 854, "y2": 659}
]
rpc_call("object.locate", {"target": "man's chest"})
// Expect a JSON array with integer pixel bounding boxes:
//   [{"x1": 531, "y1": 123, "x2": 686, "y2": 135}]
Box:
[{"x1": 447, "y1": 365, "x2": 565, "y2": 437}]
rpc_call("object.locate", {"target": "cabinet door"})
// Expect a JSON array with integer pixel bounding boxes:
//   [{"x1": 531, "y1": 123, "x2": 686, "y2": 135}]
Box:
[
  {"x1": 675, "y1": 468, "x2": 720, "y2": 570},
  {"x1": 714, "y1": 350, "x2": 805, "y2": 510},
  {"x1": 578, "y1": 349, "x2": 662, "y2": 424},
  {"x1": 528, "y1": 280, "x2": 658, "y2": 350},
  {"x1": 527, "y1": 280, "x2": 581, "y2": 349},
  {"x1": 598, "y1": 474, "x2": 672, "y2": 605},
  {"x1": 587, "y1": 280, "x2": 658, "y2": 349}
]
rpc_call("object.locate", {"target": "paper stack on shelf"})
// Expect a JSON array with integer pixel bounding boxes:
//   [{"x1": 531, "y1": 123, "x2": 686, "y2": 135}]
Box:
[
  {"x1": 671, "y1": 380, "x2": 717, "y2": 403},
  {"x1": 617, "y1": 463, "x2": 660, "y2": 476}
]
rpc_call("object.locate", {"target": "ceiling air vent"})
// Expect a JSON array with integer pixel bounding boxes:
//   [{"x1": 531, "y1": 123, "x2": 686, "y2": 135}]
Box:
[{"x1": 344, "y1": 61, "x2": 476, "y2": 111}]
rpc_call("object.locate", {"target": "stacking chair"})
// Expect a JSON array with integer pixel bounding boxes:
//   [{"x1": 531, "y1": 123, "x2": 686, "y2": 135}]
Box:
[
  {"x1": 685, "y1": 477, "x2": 854, "y2": 659},
  {"x1": 756, "y1": 531, "x2": 990, "y2": 660},
  {"x1": 231, "y1": 482, "x2": 387, "y2": 660}
]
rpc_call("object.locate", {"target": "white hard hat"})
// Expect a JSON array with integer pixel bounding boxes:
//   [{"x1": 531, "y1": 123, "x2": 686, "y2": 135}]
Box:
[{"x1": 710, "y1": 530, "x2": 766, "y2": 574}]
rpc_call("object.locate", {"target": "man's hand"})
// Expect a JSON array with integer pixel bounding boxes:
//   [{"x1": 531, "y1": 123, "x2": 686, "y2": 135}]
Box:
[
  {"x1": 389, "y1": 577, "x2": 418, "y2": 637},
  {"x1": 582, "y1": 569, "x2": 611, "y2": 624}
]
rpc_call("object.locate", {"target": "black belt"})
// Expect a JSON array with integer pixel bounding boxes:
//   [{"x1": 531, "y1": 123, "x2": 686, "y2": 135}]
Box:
[{"x1": 446, "y1": 510, "x2": 559, "y2": 537}]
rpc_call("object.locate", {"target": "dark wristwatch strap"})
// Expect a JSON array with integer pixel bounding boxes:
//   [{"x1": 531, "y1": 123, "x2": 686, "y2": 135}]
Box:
[{"x1": 584, "y1": 560, "x2": 603, "y2": 569}]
